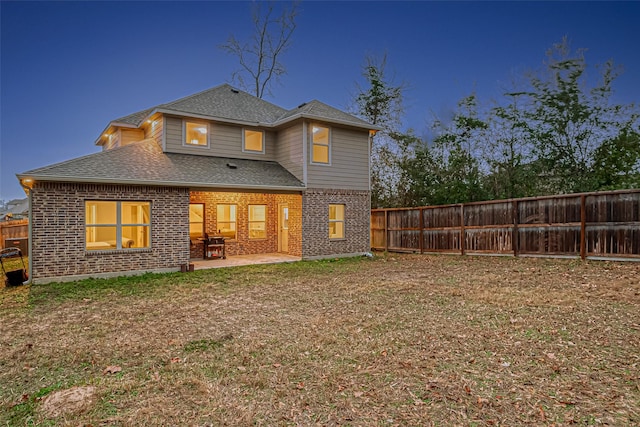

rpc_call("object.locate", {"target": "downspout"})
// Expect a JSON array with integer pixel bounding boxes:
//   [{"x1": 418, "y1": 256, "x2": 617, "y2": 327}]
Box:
[{"x1": 27, "y1": 188, "x2": 33, "y2": 285}]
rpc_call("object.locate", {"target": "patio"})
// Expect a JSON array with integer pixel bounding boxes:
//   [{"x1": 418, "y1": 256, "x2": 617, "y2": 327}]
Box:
[{"x1": 190, "y1": 253, "x2": 301, "y2": 270}]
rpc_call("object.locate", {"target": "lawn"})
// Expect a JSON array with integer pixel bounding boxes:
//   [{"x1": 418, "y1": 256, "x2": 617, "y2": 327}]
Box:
[{"x1": 1, "y1": 254, "x2": 639, "y2": 426}]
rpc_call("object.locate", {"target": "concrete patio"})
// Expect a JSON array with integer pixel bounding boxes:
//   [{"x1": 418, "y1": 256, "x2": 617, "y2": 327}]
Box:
[{"x1": 190, "y1": 253, "x2": 301, "y2": 270}]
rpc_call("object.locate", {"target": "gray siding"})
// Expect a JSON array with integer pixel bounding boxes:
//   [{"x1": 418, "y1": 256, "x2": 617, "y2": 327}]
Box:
[
  {"x1": 143, "y1": 113, "x2": 164, "y2": 147},
  {"x1": 163, "y1": 115, "x2": 276, "y2": 161},
  {"x1": 307, "y1": 125, "x2": 370, "y2": 191},
  {"x1": 275, "y1": 124, "x2": 304, "y2": 182}
]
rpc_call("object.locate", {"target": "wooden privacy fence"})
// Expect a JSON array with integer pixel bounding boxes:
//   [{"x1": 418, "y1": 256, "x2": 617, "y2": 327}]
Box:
[
  {"x1": 371, "y1": 189, "x2": 640, "y2": 261},
  {"x1": 0, "y1": 219, "x2": 28, "y2": 249}
]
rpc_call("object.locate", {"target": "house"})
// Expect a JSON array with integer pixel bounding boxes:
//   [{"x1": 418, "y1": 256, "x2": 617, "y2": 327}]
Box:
[
  {"x1": 1, "y1": 198, "x2": 29, "y2": 221},
  {"x1": 17, "y1": 84, "x2": 377, "y2": 283}
]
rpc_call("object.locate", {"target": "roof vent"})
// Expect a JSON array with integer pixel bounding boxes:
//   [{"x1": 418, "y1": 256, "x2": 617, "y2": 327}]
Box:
[
  {"x1": 226, "y1": 162, "x2": 238, "y2": 169},
  {"x1": 297, "y1": 102, "x2": 307, "y2": 108},
  {"x1": 230, "y1": 88, "x2": 239, "y2": 94}
]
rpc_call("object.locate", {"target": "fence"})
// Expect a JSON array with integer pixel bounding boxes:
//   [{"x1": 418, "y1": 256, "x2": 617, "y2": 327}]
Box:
[
  {"x1": 0, "y1": 219, "x2": 28, "y2": 249},
  {"x1": 371, "y1": 189, "x2": 640, "y2": 261}
]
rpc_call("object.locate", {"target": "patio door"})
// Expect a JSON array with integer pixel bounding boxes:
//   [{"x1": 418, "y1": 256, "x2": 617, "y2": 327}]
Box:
[{"x1": 278, "y1": 204, "x2": 289, "y2": 253}]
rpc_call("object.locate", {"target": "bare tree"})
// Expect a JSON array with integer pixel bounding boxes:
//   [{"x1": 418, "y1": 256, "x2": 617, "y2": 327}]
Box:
[{"x1": 220, "y1": 2, "x2": 298, "y2": 99}]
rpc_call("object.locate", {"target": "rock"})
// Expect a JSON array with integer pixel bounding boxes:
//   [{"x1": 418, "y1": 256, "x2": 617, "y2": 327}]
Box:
[{"x1": 40, "y1": 386, "x2": 97, "y2": 418}]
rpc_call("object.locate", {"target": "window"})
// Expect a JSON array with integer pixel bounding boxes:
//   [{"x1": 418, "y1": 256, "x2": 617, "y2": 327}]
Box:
[
  {"x1": 310, "y1": 124, "x2": 330, "y2": 164},
  {"x1": 85, "y1": 201, "x2": 150, "y2": 250},
  {"x1": 248, "y1": 205, "x2": 267, "y2": 239},
  {"x1": 243, "y1": 129, "x2": 264, "y2": 153},
  {"x1": 329, "y1": 204, "x2": 345, "y2": 239},
  {"x1": 189, "y1": 204, "x2": 204, "y2": 240},
  {"x1": 217, "y1": 204, "x2": 237, "y2": 239},
  {"x1": 184, "y1": 121, "x2": 209, "y2": 146}
]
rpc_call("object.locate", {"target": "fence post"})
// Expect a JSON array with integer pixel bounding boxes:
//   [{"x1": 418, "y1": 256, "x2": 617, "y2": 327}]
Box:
[
  {"x1": 460, "y1": 204, "x2": 465, "y2": 255},
  {"x1": 513, "y1": 200, "x2": 519, "y2": 257},
  {"x1": 580, "y1": 194, "x2": 586, "y2": 260},
  {"x1": 419, "y1": 207, "x2": 424, "y2": 254},
  {"x1": 384, "y1": 210, "x2": 388, "y2": 252}
]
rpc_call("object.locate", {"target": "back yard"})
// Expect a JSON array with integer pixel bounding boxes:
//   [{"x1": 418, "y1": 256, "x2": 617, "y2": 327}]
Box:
[{"x1": 1, "y1": 254, "x2": 639, "y2": 425}]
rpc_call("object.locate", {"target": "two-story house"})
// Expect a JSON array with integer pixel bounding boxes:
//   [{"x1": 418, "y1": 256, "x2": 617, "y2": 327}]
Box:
[{"x1": 17, "y1": 84, "x2": 377, "y2": 283}]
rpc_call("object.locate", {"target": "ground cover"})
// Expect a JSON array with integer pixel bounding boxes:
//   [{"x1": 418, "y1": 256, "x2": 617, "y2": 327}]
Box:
[{"x1": 1, "y1": 254, "x2": 639, "y2": 426}]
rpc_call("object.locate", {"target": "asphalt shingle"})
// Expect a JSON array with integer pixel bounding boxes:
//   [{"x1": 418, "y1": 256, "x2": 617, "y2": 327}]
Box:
[
  {"x1": 110, "y1": 84, "x2": 375, "y2": 130},
  {"x1": 19, "y1": 139, "x2": 304, "y2": 190}
]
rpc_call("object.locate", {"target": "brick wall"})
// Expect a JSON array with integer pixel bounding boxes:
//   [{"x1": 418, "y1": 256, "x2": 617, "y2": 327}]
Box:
[
  {"x1": 302, "y1": 189, "x2": 371, "y2": 258},
  {"x1": 30, "y1": 182, "x2": 190, "y2": 282},
  {"x1": 189, "y1": 191, "x2": 302, "y2": 257}
]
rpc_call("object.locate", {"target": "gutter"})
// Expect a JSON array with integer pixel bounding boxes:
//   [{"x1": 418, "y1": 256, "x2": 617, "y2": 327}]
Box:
[{"x1": 15, "y1": 174, "x2": 306, "y2": 193}]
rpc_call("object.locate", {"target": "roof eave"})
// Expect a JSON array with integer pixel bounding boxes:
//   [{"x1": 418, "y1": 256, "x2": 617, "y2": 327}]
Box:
[
  {"x1": 155, "y1": 108, "x2": 273, "y2": 128},
  {"x1": 15, "y1": 174, "x2": 306, "y2": 192},
  {"x1": 275, "y1": 112, "x2": 382, "y2": 131},
  {"x1": 94, "y1": 120, "x2": 145, "y2": 146}
]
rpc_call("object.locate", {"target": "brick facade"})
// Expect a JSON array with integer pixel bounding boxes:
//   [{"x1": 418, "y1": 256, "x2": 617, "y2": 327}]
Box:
[
  {"x1": 301, "y1": 188, "x2": 371, "y2": 258},
  {"x1": 189, "y1": 191, "x2": 302, "y2": 258},
  {"x1": 28, "y1": 184, "x2": 368, "y2": 282},
  {"x1": 30, "y1": 182, "x2": 190, "y2": 283}
]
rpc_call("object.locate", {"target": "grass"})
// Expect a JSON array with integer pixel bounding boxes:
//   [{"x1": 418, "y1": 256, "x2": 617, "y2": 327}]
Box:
[{"x1": 1, "y1": 253, "x2": 639, "y2": 425}]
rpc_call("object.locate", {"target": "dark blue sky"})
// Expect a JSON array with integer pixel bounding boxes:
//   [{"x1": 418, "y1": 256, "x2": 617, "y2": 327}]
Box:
[{"x1": 2, "y1": 1, "x2": 639, "y2": 201}]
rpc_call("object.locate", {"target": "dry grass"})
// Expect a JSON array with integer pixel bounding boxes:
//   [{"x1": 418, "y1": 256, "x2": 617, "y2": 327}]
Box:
[{"x1": 1, "y1": 254, "x2": 639, "y2": 426}]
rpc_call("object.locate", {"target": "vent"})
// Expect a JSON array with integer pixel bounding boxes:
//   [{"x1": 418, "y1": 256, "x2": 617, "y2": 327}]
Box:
[
  {"x1": 226, "y1": 162, "x2": 238, "y2": 169},
  {"x1": 297, "y1": 102, "x2": 307, "y2": 109},
  {"x1": 230, "y1": 88, "x2": 239, "y2": 94}
]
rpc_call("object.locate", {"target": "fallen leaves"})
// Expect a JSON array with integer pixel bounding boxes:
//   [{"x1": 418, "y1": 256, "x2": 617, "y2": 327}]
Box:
[{"x1": 103, "y1": 366, "x2": 121, "y2": 375}]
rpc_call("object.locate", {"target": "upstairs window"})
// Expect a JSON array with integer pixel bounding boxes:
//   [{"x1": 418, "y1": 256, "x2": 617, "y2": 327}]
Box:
[
  {"x1": 248, "y1": 205, "x2": 267, "y2": 239},
  {"x1": 310, "y1": 124, "x2": 330, "y2": 164},
  {"x1": 329, "y1": 204, "x2": 345, "y2": 239},
  {"x1": 243, "y1": 129, "x2": 265, "y2": 153},
  {"x1": 86, "y1": 201, "x2": 150, "y2": 250},
  {"x1": 184, "y1": 121, "x2": 209, "y2": 147},
  {"x1": 217, "y1": 204, "x2": 237, "y2": 240}
]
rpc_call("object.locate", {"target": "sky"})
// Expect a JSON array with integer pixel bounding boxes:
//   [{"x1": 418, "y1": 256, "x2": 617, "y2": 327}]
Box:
[{"x1": 1, "y1": 1, "x2": 639, "y2": 201}]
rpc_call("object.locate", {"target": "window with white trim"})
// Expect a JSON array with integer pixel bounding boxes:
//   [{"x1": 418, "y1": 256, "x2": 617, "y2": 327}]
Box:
[
  {"x1": 184, "y1": 121, "x2": 209, "y2": 146},
  {"x1": 217, "y1": 204, "x2": 237, "y2": 239},
  {"x1": 243, "y1": 129, "x2": 264, "y2": 153},
  {"x1": 248, "y1": 205, "x2": 267, "y2": 239},
  {"x1": 310, "y1": 124, "x2": 330, "y2": 164},
  {"x1": 85, "y1": 201, "x2": 150, "y2": 250},
  {"x1": 329, "y1": 204, "x2": 345, "y2": 239}
]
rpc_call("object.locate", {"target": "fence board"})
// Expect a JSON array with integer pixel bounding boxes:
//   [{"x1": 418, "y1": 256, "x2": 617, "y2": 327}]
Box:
[
  {"x1": 0, "y1": 219, "x2": 29, "y2": 249},
  {"x1": 371, "y1": 189, "x2": 640, "y2": 261}
]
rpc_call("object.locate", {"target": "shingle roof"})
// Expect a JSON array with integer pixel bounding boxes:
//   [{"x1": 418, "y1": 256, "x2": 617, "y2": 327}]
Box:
[
  {"x1": 109, "y1": 84, "x2": 376, "y2": 131},
  {"x1": 19, "y1": 139, "x2": 305, "y2": 191},
  {"x1": 277, "y1": 100, "x2": 373, "y2": 127},
  {"x1": 114, "y1": 84, "x2": 287, "y2": 127}
]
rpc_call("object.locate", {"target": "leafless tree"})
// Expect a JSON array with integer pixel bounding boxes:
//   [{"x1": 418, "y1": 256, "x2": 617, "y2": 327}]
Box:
[{"x1": 220, "y1": 2, "x2": 298, "y2": 99}]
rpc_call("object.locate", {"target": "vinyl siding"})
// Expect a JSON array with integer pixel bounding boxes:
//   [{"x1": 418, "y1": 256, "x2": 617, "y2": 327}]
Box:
[
  {"x1": 163, "y1": 115, "x2": 276, "y2": 161},
  {"x1": 275, "y1": 124, "x2": 304, "y2": 182},
  {"x1": 120, "y1": 128, "x2": 145, "y2": 146},
  {"x1": 307, "y1": 125, "x2": 370, "y2": 191},
  {"x1": 143, "y1": 113, "x2": 164, "y2": 147},
  {"x1": 103, "y1": 131, "x2": 120, "y2": 151}
]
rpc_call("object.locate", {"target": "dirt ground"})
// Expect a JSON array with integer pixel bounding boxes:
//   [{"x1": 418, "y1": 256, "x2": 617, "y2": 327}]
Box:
[{"x1": 1, "y1": 253, "x2": 639, "y2": 426}]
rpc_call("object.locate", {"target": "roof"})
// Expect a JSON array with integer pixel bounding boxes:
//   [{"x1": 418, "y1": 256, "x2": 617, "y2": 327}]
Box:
[
  {"x1": 276, "y1": 100, "x2": 373, "y2": 128},
  {"x1": 100, "y1": 84, "x2": 378, "y2": 144},
  {"x1": 18, "y1": 139, "x2": 305, "y2": 192},
  {"x1": 0, "y1": 198, "x2": 28, "y2": 217}
]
